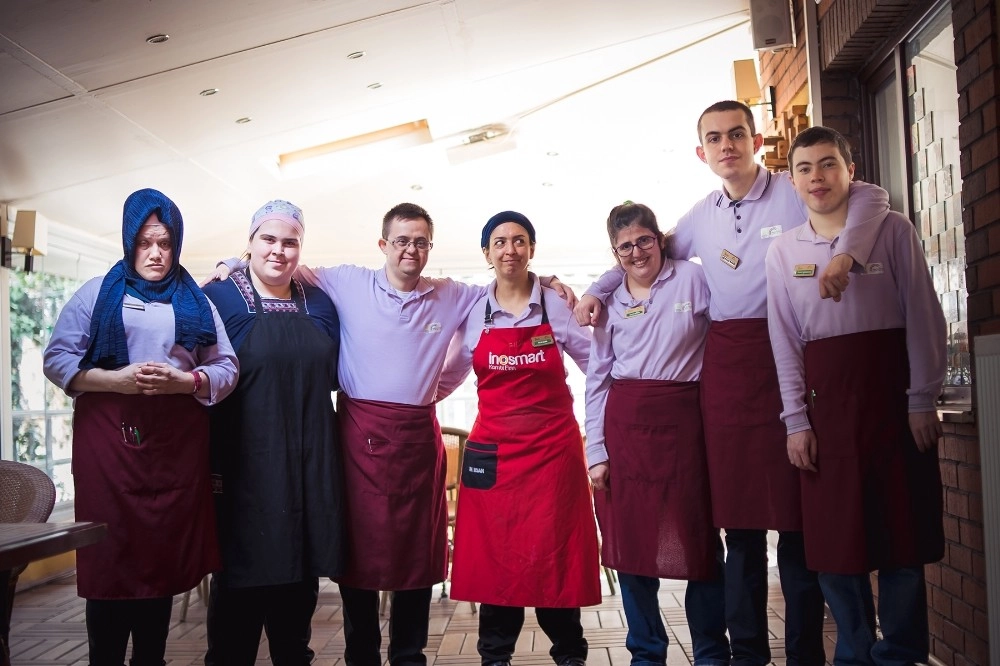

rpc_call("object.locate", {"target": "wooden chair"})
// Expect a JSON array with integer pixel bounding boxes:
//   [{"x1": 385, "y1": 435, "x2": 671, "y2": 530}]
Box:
[{"x1": 0, "y1": 461, "x2": 57, "y2": 660}]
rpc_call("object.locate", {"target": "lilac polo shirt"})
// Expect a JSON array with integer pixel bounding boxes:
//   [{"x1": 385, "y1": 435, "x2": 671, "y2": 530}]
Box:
[
  {"x1": 303, "y1": 263, "x2": 485, "y2": 406},
  {"x1": 43, "y1": 276, "x2": 239, "y2": 406},
  {"x1": 584, "y1": 259, "x2": 711, "y2": 466},
  {"x1": 765, "y1": 211, "x2": 947, "y2": 434},
  {"x1": 437, "y1": 274, "x2": 590, "y2": 398},
  {"x1": 589, "y1": 171, "x2": 889, "y2": 321}
]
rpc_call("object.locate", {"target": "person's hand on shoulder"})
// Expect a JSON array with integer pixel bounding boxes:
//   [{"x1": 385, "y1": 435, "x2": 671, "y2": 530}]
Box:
[
  {"x1": 787, "y1": 429, "x2": 818, "y2": 472},
  {"x1": 198, "y1": 263, "x2": 232, "y2": 287},
  {"x1": 574, "y1": 294, "x2": 602, "y2": 327},
  {"x1": 549, "y1": 277, "x2": 578, "y2": 309},
  {"x1": 909, "y1": 411, "x2": 943, "y2": 452},
  {"x1": 818, "y1": 254, "x2": 854, "y2": 301},
  {"x1": 589, "y1": 462, "x2": 610, "y2": 491}
]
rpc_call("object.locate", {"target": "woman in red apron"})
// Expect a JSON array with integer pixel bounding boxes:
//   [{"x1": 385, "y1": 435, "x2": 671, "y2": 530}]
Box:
[
  {"x1": 584, "y1": 203, "x2": 728, "y2": 666},
  {"x1": 42, "y1": 188, "x2": 239, "y2": 666},
  {"x1": 440, "y1": 211, "x2": 600, "y2": 666}
]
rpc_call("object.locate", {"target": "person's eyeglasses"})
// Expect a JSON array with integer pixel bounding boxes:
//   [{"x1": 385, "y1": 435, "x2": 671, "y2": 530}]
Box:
[
  {"x1": 614, "y1": 235, "x2": 657, "y2": 257},
  {"x1": 387, "y1": 237, "x2": 433, "y2": 251}
]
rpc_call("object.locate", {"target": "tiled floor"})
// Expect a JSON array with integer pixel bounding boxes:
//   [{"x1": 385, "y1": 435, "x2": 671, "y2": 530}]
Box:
[{"x1": 8, "y1": 571, "x2": 838, "y2": 665}]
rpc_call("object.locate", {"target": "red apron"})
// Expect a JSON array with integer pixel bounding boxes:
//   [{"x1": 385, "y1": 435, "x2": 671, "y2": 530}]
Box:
[
  {"x1": 802, "y1": 328, "x2": 944, "y2": 575},
  {"x1": 335, "y1": 395, "x2": 448, "y2": 590},
  {"x1": 72, "y1": 392, "x2": 219, "y2": 599},
  {"x1": 701, "y1": 318, "x2": 801, "y2": 530},
  {"x1": 450, "y1": 306, "x2": 601, "y2": 608},
  {"x1": 594, "y1": 379, "x2": 716, "y2": 581}
]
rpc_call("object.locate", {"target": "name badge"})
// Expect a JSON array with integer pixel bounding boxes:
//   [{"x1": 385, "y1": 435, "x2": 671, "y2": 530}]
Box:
[
  {"x1": 624, "y1": 304, "x2": 647, "y2": 318},
  {"x1": 794, "y1": 264, "x2": 817, "y2": 277},
  {"x1": 720, "y1": 249, "x2": 740, "y2": 270},
  {"x1": 760, "y1": 225, "x2": 783, "y2": 239},
  {"x1": 531, "y1": 334, "x2": 555, "y2": 347},
  {"x1": 674, "y1": 301, "x2": 693, "y2": 313},
  {"x1": 865, "y1": 262, "x2": 884, "y2": 275},
  {"x1": 123, "y1": 301, "x2": 146, "y2": 311}
]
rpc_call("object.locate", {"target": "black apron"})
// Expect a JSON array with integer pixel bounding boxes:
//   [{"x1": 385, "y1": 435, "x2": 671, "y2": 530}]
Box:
[{"x1": 210, "y1": 277, "x2": 345, "y2": 587}]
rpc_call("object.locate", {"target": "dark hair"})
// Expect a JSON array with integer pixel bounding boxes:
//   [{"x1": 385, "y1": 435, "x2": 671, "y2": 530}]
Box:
[
  {"x1": 696, "y1": 100, "x2": 756, "y2": 143},
  {"x1": 787, "y1": 126, "x2": 853, "y2": 168},
  {"x1": 606, "y1": 202, "x2": 670, "y2": 259},
  {"x1": 382, "y1": 202, "x2": 434, "y2": 239}
]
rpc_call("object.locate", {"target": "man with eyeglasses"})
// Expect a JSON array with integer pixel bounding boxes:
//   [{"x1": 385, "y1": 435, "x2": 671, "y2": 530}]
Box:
[
  {"x1": 211, "y1": 202, "x2": 572, "y2": 666},
  {"x1": 575, "y1": 102, "x2": 889, "y2": 666}
]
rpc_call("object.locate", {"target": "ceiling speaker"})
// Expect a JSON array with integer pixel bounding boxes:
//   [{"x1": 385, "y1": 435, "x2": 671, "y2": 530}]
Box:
[{"x1": 749, "y1": 0, "x2": 794, "y2": 51}]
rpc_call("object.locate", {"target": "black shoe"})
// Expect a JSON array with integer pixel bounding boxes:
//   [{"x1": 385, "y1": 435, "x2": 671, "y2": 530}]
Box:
[
  {"x1": 484, "y1": 661, "x2": 511, "y2": 666},
  {"x1": 558, "y1": 659, "x2": 585, "y2": 666}
]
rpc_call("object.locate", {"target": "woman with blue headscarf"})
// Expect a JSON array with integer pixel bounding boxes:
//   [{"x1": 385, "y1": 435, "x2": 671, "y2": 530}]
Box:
[{"x1": 43, "y1": 188, "x2": 239, "y2": 666}]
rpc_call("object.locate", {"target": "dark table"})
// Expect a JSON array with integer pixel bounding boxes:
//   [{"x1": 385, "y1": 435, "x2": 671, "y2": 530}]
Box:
[{"x1": 1, "y1": 522, "x2": 107, "y2": 666}]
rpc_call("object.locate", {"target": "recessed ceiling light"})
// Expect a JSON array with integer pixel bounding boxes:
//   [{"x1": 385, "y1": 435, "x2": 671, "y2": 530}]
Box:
[
  {"x1": 367, "y1": 82, "x2": 383, "y2": 90},
  {"x1": 347, "y1": 51, "x2": 366, "y2": 60},
  {"x1": 546, "y1": 151, "x2": 559, "y2": 157},
  {"x1": 235, "y1": 117, "x2": 252, "y2": 124},
  {"x1": 199, "y1": 88, "x2": 219, "y2": 96},
  {"x1": 541, "y1": 182, "x2": 554, "y2": 187},
  {"x1": 145, "y1": 34, "x2": 170, "y2": 44},
  {"x1": 411, "y1": 184, "x2": 423, "y2": 191}
]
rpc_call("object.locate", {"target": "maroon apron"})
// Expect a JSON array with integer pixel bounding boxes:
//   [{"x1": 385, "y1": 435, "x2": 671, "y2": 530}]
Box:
[
  {"x1": 72, "y1": 392, "x2": 219, "y2": 599},
  {"x1": 802, "y1": 328, "x2": 944, "y2": 575},
  {"x1": 450, "y1": 310, "x2": 600, "y2": 608},
  {"x1": 701, "y1": 318, "x2": 801, "y2": 530},
  {"x1": 335, "y1": 395, "x2": 448, "y2": 590},
  {"x1": 594, "y1": 379, "x2": 716, "y2": 581}
]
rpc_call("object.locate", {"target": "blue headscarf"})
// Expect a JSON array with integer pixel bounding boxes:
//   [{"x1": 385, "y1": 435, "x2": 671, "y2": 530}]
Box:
[{"x1": 79, "y1": 188, "x2": 218, "y2": 370}]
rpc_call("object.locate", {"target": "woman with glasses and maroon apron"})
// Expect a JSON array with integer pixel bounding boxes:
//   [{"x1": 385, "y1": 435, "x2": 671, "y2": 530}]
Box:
[
  {"x1": 43, "y1": 188, "x2": 239, "y2": 666},
  {"x1": 584, "y1": 202, "x2": 727, "y2": 666},
  {"x1": 438, "y1": 211, "x2": 600, "y2": 666}
]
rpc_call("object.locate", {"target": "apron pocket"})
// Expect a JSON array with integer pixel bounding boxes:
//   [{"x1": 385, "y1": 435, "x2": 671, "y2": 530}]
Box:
[{"x1": 462, "y1": 441, "x2": 498, "y2": 490}]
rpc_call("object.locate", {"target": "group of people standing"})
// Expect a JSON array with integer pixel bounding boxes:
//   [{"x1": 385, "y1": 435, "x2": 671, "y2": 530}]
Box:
[{"x1": 40, "y1": 97, "x2": 945, "y2": 666}]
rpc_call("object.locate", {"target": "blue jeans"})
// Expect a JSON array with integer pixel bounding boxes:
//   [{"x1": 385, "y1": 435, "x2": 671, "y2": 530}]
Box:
[
  {"x1": 724, "y1": 529, "x2": 825, "y2": 666},
  {"x1": 618, "y1": 570, "x2": 730, "y2": 666},
  {"x1": 819, "y1": 567, "x2": 929, "y2": 666}
]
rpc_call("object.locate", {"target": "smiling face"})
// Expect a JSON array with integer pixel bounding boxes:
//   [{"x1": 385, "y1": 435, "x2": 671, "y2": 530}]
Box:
[
  {"x1": 133, "y1": 215, "x2": 173, "y2": 281},
  {"x1": 790, "y1": 141, "x2": 855, "y2": 219},
  {"x1": 695, "y1": 109, "x2": 764, "y2": 182},
  {"x1": 248, "y1": 218, "x2": 302, "y2": 288},
  {"x1": 379, "y1": 216, "x2": 432, "y2": 287},
  {"x1": 483, "y1": 221, "x2": 534, "y2": 278},
  {"x1": 613, "y1": 223, "x2": 664, "y2": 287}
]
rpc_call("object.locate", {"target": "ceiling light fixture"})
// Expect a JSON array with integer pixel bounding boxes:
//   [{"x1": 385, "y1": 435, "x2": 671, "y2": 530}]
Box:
[
  {"x1": 347, "y1": 51, "x2": 366, "y2": 59},
  {"x1": 367, "y1": 82, "x2": 383, "y2": 90},
  {"x1": 411, "y1": 184, "x2": 423, "y2": 191},
  {"x1": 145, "y1": 34, "x2": 170, "y2": 44},
  {"x1": 446, "y1": 124, "x2": 516, "y2": 166},
  {"x1": 235, "y1": 117, "x2": 252, "y2": 124},
  {"x1": 546, "y1": 151, "x2": 559, "y2": 157},
  {"x1": 200, "y1": 88, "x2": 219, "y2": 96}
]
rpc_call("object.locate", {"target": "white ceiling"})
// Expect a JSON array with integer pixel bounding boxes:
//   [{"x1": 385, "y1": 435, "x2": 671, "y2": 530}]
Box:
[{"x1": 0, "y1": 0, "x2": 757, "y2": 279}]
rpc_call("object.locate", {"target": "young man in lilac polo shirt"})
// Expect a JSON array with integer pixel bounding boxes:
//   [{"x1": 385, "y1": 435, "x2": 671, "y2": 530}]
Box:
[
  {"x1": 576, "y1": 101, "x2": 889, "y2": 666},
  {"x1": 765, "y1": 125, "x2": 944, "y2": 665}
]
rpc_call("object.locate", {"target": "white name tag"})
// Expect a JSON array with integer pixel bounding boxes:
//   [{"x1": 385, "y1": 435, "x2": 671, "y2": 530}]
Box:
[
  {"x1": 674, "y1": 301, "x2": 693, "y2": 313},
  {"x1": 760, "y1": 225, "x2": 783, "y2": 239}
]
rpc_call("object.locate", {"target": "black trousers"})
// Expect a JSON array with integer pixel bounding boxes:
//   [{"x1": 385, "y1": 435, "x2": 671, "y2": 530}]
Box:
[
  {"x1": 477, "y1": 604, "x2": 587, "y2": 665},
  {"x1": 205, "y1": 574, "x2": 319, "y2": 666},
  {"x1": 339, "y1": 585, "x2": 432, "y2": 666},
  {"x1": 85, "y1": 597, "x2": 172, "y2": 666}
]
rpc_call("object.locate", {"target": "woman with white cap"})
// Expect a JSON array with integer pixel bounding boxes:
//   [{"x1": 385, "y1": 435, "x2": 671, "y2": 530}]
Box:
[
  {"x1": 43, "y1": 188, "x2": 238, "y2": 666},
  {"x1": 201, "y1": 200, "x2": 345, "y2": 666},
  {"x1": 438, "y1": 211, "x2": 600, "y2": 666}
]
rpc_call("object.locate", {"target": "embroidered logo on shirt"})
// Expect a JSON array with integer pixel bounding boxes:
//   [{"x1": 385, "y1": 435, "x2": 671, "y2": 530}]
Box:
[
  {"x1": 425, "y1": 322, "x2": 442, "y2": 333},
  {"x1": 760, "y1": 225, "x2": 783, "y2": 239},
  {"x1": 720, "y1": 249, "x2": 740, "y2": 270},
  {"x1": 674, "y1": 301, "x2": 693, "y2": 312},
  {"x1": 793, "y1": 264, "x2": 817, "y2": 277},
  {"x1": 864, "y1": 262, "x2": 885, "y2": 275}
]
